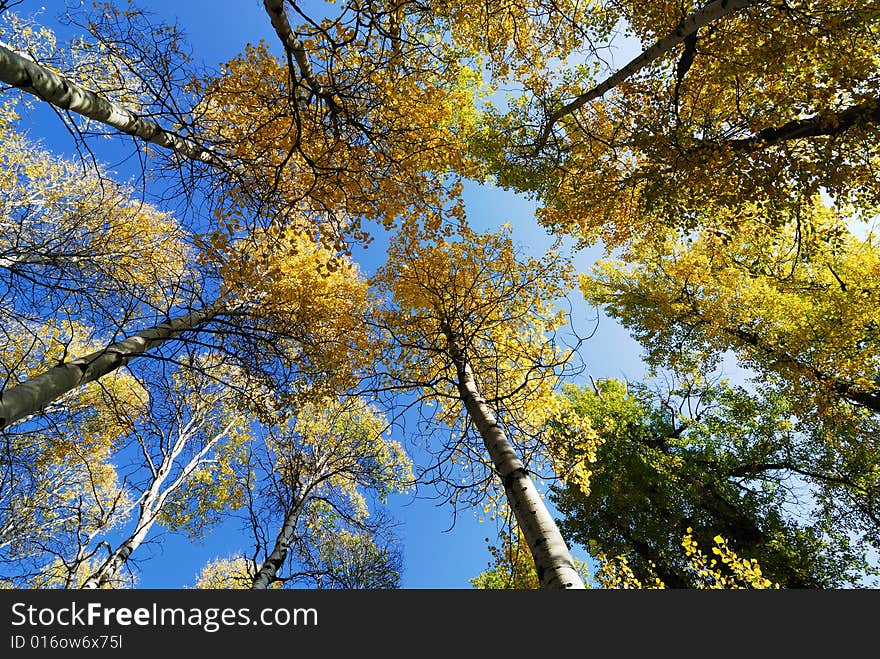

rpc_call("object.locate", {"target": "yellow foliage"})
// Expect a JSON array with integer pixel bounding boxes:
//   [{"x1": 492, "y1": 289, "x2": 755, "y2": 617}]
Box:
[
  {"x1": 191, "y1": 556, "x2": 265, "y2": 589},
  {"x1": 0, "y1": 321, "x2": 146, "y2": 537},
  {"x1": 681, "y1": 529, "x2": 779, "y2": 589},
  {"x1": 193, "y1": 33, "x2": 481, "y2": 243},
  {"x1": 0, "y1": 412, "x2": 132, "y2": 584},
  {"x1": 544, "y1": 397, "x2": 603, "y2": 497},
  {"x1": 2, "y1": 317, "x2": 149, "y2": 432},
  {"x1": 594, "y1": 552, "x2": 664, "y2": 589},
  {"x1": 432, "y1": 0, "x2": 599, "y2": 88},
  {"x1": 215, "y1": 225, "x2": 377, "y2": 399},
  {"x1": 0, "y1": 119, "x2": 191, "y2": 306},
  {"x1": 1, "y1": 9, "x2": 151, "y2": 111},
  {"x1": 376, "y1": 223, "x2": 577, "y2": 434},
  {"x1": 583, "y1": 197, "x2": 880, "y2": 426},
  {"x1": 269, "y1": 397, "x2": 412, "y2": 523},
  {"x1": 595, "y1": 531, "x2": 780, "y2": 589},
  {"x1": 35, "y1": 557, "x2": 136, "y2": 589},
  {"x1": 509, "y1": 2, "x2": 880, "y2": 247},
  {"x1": 157, "y1": 430, "x2": 250, "y2": 538}
]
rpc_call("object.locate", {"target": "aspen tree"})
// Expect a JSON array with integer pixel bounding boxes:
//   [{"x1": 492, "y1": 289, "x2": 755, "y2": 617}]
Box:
[{"x1": 375, "y1": 224, "x2": 588, "y2": 588}]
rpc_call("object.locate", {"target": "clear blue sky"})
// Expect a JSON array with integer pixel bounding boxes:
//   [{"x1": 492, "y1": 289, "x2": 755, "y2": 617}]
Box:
[{"x1": 6, "y1": 0, "x2": 651, "y2": 588}]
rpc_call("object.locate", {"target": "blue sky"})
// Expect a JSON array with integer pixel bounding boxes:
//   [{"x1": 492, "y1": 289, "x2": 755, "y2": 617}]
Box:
[{"x1": 4, "y1": 0, "x2": 652, "y2": 588}]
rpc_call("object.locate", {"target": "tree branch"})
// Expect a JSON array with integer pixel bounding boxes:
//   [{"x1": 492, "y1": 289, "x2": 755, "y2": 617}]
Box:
[
  {"x1": 0, "y1": 41, "x2": 240, "y2": 175},
  {"x1": 723, "y1": 96, "x2": 880, "y2": 151},
  {"x1": 262, "y1": 0, "x2": 341, "y2": 115},
  {"x1": 536, "y1": 0, "x2": 757, "y2": 153}
]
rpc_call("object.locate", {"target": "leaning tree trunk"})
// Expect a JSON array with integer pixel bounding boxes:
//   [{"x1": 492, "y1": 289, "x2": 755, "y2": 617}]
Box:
[
  {"x1": 537, "y1": 0, "x2": 757, "y2": 150},
  {"x1": 447, "y1": 337, "x2": 585, "y2": 589},
  {"x1": 81, "y1": 533, "x2": 143, "y2": 590},
  {"x1": 0, "y1": 42, "x2": 237, "y2": 173},
  {"x1": 251, "y1": 492, "x2": 311, "y2": 590},
  {"x1": 0, "y1": 304, "x2": 222, "y2": 430}
]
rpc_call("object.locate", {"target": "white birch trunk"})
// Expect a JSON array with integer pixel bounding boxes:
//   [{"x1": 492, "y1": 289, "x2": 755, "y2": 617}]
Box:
[
  {"x1": 0, "y1": 304, "x2": 221, "y2": 431},
  {"x1": 0, "y1": 254, "x2": 74, "y2": 269},
  {"x1": 263, "y1": 1, "x2": 326, "y2": 98},
  {"x1": 0, "y1": 42, "x2": 236, "y2": 173},
  {"x1": 538, "y1": 0, "x2": 757, "y2": 149},
  {"x1": 448, "y1": 338, "x2": 585, "y2": 589},
  {"x1": 81, "y1": 416, "x2": 237, "y2": 589}
]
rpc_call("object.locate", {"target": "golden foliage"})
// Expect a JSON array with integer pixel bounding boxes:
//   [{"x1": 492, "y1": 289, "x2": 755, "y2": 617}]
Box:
[
  {"x1": 376, "y1": 223, "x2": 577, "y2": 432},
  {"x1": 544, "y1": 393, "x2": 603, "y2": 498},
  {"x1": 193, "y1": 36, "x2": 479, "y2": 243},
  {"x1": 493, "y1": 2, "x2": 880, "y2": 247},
  {"x1": 0, "y1": 117, "x2": 191, "y2": 306},
  {"x1": 191, "y1": 555, "x2": 263, "y2": 589},
  {"x1": 596, "y1": 531, "x2": 779, "y2": 589},
  {"x1": 270, "y1": 397, "x2": 412, "y2": 523},
  {"x1": 583, "y1": 198, "x2": 880, "y2": 426},
  {"x1": 212, "y1": 225, "x2": 377, "y2": 399}
]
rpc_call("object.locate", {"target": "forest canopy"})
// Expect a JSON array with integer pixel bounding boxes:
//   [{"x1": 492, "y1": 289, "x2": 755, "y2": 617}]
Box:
[{"x1": 0, "y1": 0, "x2": 877, "y2": 590}]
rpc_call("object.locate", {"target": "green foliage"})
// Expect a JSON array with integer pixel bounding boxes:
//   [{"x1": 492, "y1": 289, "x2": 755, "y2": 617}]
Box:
[
  {"x1": 548, "y1": 377, "x2": 878, "y2": 588},
  {"x1": 582, "y1": 199, "x2": 880, "y2": 430}
]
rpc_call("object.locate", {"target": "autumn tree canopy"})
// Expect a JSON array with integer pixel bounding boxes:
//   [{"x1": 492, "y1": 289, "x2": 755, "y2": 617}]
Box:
[{"x1": 0, "y1": 0, "x2": 877, "y2": 590}]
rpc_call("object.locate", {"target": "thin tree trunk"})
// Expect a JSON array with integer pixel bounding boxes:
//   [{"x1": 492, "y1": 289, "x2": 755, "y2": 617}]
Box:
[
  {"x1": 447, "y1": 335, "x2": 585, "y2": 589},
  {"x1": 80, "y1": 415, "x2": 235, "y2": 589},
  {"x1": 0, "y1": 42, "x2": 237, "y2": 173},
  {"x1": 0, "y1": 304, "x2": 222, "y2": 430},
  {"x1": 262, "y1": 0, "x2": 339, "y2": 113},
  {"x1": 251, "y1": 493, "x2": 310, "y2": 589},
  {"x1": 537, "y1": 0, "x2": 757, "y2": 151}
]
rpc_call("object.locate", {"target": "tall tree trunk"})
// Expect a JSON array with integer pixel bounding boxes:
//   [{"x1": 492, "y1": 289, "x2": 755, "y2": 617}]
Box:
[
  {"x1": 0, "y1": 42, "x2": 237, "y2": 173},
  {"x1": 447, "y1": 335, "x2": 585, "y2": 589},
  {"x1": 537, "y1": 0, "x2": 757, "y2": 151},
  {"x1": 0, "y1": 304, "x2": 222, "y2": 430}
]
